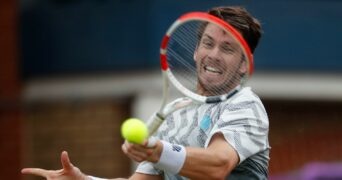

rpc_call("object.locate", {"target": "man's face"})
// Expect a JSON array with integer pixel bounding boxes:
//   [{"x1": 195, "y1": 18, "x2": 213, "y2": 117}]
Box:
[{"x1": 194, "y1": 23, "x2": 247, "y2": 96}]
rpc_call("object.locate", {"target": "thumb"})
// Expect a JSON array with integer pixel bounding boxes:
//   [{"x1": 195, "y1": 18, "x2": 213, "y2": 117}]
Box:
[
  {"x1": 61, "y1": 151, "x2": 73, "y2": 171},
  {"x1": 146, "y1": 136, "x2": 158, "y2": 147}
]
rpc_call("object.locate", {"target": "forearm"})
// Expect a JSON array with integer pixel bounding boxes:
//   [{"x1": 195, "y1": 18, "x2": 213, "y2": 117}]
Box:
[
  {"x1": 179, "y1": 146, "x2": 235, "y2": 179},
  {"x1": 174, "y1": 134, "x2": 238, "y2": 180}
]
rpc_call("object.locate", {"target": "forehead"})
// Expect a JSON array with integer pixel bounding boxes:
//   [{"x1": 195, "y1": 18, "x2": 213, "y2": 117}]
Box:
[{"x1": 202, "y1": 23, "x2": 236, "y2": 43}]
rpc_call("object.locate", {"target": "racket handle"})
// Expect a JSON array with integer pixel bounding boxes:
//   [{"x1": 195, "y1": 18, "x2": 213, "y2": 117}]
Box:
[{"x1": 147, "y1": 113, "x2": 164, "y2": 136}]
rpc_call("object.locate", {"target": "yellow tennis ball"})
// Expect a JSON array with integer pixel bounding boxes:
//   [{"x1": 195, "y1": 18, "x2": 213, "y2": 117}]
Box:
[{"x1": 121, "y1": 118, "x2": 148, "y2": 144}]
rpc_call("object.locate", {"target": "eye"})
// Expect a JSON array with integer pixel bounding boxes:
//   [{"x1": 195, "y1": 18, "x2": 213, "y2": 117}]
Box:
[
  {"x1": 201, "y1": 38, "x2": 214, "y2": 48},
  {"x1": 221, "y1": 44, "x2": 234, "y2": 54}
]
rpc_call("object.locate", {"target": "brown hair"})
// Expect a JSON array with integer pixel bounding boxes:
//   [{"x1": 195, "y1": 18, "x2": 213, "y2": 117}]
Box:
[{"x1": 208, "y1": 6, "x2": 262, "y2": 53}]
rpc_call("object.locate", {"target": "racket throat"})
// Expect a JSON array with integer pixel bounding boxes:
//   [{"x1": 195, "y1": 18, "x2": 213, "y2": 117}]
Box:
[{"x1": 147, "y1": 113, "x2": 165, "y2": 136}]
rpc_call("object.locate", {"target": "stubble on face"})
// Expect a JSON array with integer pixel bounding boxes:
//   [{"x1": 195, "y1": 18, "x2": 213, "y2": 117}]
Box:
[{"x1": 194, "y1": 23, "x2": 246, "y2": 96}]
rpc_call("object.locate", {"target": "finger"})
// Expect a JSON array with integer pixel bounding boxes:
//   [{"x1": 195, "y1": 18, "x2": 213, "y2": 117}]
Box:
[
  {"x1": 122, "y1": 143, "x2": 128, "y2": 153},
  {"x1": 125, "y1": 141, "x2": 147, "y2": 150},
  {"x1": 124, "y1": 142, "x2": 141, "y2": 152},
  {"x1": 61, "y1": 151, "x2": 73, "y2": 171},
  {"x1": 122, "y1": 146, "x2": 148, "y2": 162},
  {"x1": 122, "y1": 143, "x2": 139, "y2": 156},
  {"x1": 21, "y1": 168, "x2": 48, "y2": 177},
  {"x1": 130, "y1": 143, "x2": 153, "y2": 152},
  {"x1": 127, "y1": 153, "x2": 146, "y2": 162},
  {"x1": 124, "y1": 143, "x2": 151, "y2": 159}
]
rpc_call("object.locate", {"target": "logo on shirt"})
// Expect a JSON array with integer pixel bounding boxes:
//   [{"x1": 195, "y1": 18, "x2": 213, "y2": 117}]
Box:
[{"x1": 200, "y1": 114, "x2": 211, "y2": 131}]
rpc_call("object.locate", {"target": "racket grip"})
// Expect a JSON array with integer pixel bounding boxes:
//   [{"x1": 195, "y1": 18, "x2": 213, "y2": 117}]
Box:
[{"x1": 146, "y1": 113, "x2": 164, "y2": 136}]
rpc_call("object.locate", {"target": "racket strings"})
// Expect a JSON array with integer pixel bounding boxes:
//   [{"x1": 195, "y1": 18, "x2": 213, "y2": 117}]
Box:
[
  {"x1": 167, "y1": 20, "x2": 247, "y2": 97},
  {"x1": 167, "y1": 22, "x2": 200, "y2": 91}
]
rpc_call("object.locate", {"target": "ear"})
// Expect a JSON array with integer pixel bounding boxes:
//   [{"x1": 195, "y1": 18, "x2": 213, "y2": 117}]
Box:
[{"x1": 239, "y1": 59, "x2": 248, "y2": 74}]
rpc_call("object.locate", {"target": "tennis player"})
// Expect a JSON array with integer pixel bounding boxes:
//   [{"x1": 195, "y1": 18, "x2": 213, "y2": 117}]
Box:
[{"x1": 22, "y1": 6, "x2": 270, "y2": 180}]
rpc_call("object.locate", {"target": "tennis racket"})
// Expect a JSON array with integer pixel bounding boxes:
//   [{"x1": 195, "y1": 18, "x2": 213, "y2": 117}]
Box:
[{"x1": 146, "y1": 11, "x2": 254, "y2": 139}]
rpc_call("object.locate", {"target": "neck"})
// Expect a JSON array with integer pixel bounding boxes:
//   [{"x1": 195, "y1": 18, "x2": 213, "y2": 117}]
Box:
[{"x1": 197, "y1": 83, "x2": 240, "y2": 96}]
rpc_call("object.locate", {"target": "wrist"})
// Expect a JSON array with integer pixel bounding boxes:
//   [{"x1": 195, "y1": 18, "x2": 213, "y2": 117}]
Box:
[
  {"x1": 154, "y1": 140, "x2": 186, "y2": 174},
  {"x1": 151, "y1": 140, "x2": 163, "y2": 163}
]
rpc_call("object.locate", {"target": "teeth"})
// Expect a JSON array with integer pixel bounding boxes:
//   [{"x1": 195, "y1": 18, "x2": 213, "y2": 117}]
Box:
[{"x1": 205, "y1": 66, "x2": 221, "y2": 73}]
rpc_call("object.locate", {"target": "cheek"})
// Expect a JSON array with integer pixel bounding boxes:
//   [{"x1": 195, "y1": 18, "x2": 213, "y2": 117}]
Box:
[{"x1": 194, "y1": 48, "x2": 206, "y2": 61}]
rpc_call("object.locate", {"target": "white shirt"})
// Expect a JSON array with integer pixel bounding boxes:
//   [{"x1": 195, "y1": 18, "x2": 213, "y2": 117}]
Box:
[{"x1": 136, "y1": 87, "x2": 270, "y2": 180}]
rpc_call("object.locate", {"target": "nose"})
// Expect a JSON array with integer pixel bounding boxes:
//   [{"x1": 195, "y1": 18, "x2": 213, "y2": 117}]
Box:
[{"x1": 207, "y1": 46, "x2": 221, "y2": 61}]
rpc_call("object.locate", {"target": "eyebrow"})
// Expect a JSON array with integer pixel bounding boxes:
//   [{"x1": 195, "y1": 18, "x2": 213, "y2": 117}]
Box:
[
  {"x1": 202, "y1": 34, "x2": 213, "y2": 41},
  {"x1": 202, "y1": 33, "x2": 233, "y2": 47}
]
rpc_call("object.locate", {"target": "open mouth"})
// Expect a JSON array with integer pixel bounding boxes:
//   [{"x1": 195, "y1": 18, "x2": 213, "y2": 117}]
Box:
[{"x1": 204, "y1": 65, "x2": 222, "y2": 75}]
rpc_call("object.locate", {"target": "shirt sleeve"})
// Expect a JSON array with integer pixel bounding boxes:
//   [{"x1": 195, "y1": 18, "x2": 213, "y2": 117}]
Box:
[
  {"x1": 135, "y1": 161, "x2": 163, "y2": 175},
  {"x1": 205, "y1": 99, "x2": 269, "y2": 163}
]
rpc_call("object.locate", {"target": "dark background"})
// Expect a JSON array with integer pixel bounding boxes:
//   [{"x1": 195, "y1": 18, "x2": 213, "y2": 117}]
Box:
[{"x1": 20, "y1": 0, "x2": 342, "y2": 78}]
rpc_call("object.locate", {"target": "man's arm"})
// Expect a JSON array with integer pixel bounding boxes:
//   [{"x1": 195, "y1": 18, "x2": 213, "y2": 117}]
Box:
[
  {"x1": 123, "y1": 133, "x2": 239, "y2": 180},
  {"x1": 21, "y1": 151, "x2": 163, "y2": 180},
  {"x1": 179, "y1": 133, "x2": 239, "y2": 179}
]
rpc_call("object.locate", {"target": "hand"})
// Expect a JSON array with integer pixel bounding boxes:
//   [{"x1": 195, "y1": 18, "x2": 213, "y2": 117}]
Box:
[
  {"x1": 21, "y1": 151, "x2": 89, "y2": 180},
  {"x1": 121, "y1": 140, "x2": 163, "y2": 163}
]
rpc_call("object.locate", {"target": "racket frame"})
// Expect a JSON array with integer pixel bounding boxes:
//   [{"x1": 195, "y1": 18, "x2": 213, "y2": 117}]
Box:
[
  {"x1": 147, "y1": 12, "x2": 252, "y2": 136},
  {"x1": 160, "y1": 12, "x2": 253, "y2": 104}
]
